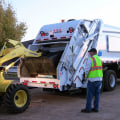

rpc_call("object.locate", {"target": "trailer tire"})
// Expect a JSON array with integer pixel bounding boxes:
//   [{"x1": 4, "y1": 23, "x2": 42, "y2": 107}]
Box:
[
  {"x1": 4, "y1": 84, "x2": 31, "y2": 113},
  {"x1": 103, "y1": 70, "x2": 117, "y2": 91}
]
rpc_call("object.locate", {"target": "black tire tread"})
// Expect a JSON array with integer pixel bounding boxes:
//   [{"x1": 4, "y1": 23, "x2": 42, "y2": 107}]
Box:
[
  {"x1": 4, "y1": 84, "x2": 31, "y2": 113},
  {"x1": 103, "y1": 70, "x2": 117, "y2": 91}
]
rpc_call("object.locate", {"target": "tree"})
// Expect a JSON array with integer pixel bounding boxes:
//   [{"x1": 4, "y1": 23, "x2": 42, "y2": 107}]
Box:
[{"x1": 0, "y1": 0, "x2": 27, "y2": 49}]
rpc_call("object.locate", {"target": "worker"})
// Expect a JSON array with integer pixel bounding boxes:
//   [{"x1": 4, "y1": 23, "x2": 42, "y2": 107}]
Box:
[{"x1": 81, "y1": 48, "x2": 103, "y2": 113}]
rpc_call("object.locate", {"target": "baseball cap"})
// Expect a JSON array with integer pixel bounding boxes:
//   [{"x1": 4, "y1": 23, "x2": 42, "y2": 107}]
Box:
[{"x1": 88, "y1": 48, "x2": 97, "y2": 53}]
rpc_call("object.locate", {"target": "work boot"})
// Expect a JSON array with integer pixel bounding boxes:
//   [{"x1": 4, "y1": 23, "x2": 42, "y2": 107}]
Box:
[
  {"x1": 81, "y1": 109, "x2": 91, "y2": 113},
  {"x1": 91, "y1": 108, "x2": 99, "y2": 112}
]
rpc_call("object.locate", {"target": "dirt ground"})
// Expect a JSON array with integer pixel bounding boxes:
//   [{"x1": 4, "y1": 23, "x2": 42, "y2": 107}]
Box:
[{"x1": 0, "y1": 81, "x2": 120, "y2": 120}]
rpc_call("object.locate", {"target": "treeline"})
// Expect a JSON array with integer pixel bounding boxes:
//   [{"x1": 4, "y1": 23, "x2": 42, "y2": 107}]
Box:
[{"x1": 0, "y1": 0, "x2": 27, "y2": 48}]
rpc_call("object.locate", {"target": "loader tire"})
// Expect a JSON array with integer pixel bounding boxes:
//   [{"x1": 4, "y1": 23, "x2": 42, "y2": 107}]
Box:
[
  {"x1": 4, "y1": 84, "x2": 31, "y2": 113},
  {"x1": 0, "y1": 94, "x2": 4, "y2": 106},
  {"x1": 0, "y1": 97, "x2": 2, "y2": 106},
  {"x1": 103, "y1": 70, "x2": 117, "y2": 91}
]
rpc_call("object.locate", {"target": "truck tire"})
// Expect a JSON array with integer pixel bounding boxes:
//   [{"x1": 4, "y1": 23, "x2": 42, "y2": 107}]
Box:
[
  {"x1": 103, "y1": 70, "x2": 117, "y2": 91},
  {"x1": 4, "y1": 84, "x2": 31, "y2": 113}
]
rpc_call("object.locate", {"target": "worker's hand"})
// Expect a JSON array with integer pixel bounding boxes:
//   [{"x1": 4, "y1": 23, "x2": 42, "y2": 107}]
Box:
[
  {"x1": 83, "y1": 72, "x2": 85, "y2": 79},
  {"x1": 82, "y1": 72, "x2": 86, "y2": 83},
  {"x1": 82, "y1": 78, "x2": 87, "y2": 84}
]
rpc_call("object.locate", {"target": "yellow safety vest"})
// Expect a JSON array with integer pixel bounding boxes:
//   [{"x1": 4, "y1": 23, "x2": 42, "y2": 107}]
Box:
[{"x1": 87, "y1": 55, "x2": 103, "y2": 78}]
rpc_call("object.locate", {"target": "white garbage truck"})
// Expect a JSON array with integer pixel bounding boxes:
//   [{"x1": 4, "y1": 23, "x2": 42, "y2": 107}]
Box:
[{"x1": 18, "y1": 19, "x2": 120, "y2": 92}]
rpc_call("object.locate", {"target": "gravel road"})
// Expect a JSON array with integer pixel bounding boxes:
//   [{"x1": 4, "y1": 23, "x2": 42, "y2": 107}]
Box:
[{"x1": 0, "y1": 80, "x2": 120, "y2": 120}]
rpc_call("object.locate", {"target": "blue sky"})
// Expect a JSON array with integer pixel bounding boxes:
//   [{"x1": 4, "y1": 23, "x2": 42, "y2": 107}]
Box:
[{"x1": 4, "y1": 0, "x2": 120, "y2": 41}]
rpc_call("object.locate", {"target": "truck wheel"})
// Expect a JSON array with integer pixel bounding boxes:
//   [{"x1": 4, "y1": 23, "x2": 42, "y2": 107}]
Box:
[
  {"x1": 103, "y1": 70, "x2": 117, "y2": 91},
  {"x1": 4, "y1": 84, "x2": 31, "y2": 113}
]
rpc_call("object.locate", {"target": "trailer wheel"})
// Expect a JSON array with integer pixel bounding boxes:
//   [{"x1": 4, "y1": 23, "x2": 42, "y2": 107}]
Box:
[
  {"x1": 4, "y1": 84, "x2": 31, "y2": 113},
  {"x1": 103, "y1": 70, "x2": 117, "y2": 91}
]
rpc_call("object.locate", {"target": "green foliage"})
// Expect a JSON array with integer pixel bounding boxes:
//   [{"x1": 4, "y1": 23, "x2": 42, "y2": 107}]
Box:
[{"x1": 0, "y1": 0, "x2": 27, "y2": 48}]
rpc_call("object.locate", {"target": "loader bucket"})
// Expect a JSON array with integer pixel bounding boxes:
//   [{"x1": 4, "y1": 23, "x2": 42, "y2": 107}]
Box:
[{"x1": 19, "y1": 51, "x2": 63, "y2": 77}]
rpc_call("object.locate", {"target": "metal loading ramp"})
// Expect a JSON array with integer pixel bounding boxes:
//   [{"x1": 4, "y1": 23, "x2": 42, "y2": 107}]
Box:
[{"x1": 19, "y1": 51, "x2": 63, "y2": 77}]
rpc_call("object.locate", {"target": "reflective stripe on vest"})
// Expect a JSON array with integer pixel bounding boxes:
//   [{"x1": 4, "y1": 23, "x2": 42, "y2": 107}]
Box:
[
  {"x1": 90, "y1": 57, "x2": 102, "y2": 71},
  {"x1": 90, "y1": 66, "x2": 102, "y2": 71},
  {"x1": 87, "y1": 55, "x2": 103, "y2": 78}
]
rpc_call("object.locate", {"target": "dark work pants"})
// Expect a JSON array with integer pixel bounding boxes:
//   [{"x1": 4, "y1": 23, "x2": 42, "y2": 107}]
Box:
[{"x1": 86, "y1": 81, "x2": 102, "y2": 111}]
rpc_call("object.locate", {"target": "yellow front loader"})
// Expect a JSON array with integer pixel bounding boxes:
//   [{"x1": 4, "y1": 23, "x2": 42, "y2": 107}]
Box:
[{"x1": 0, "y1": 39, "x2": 41, "y2": 113}]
